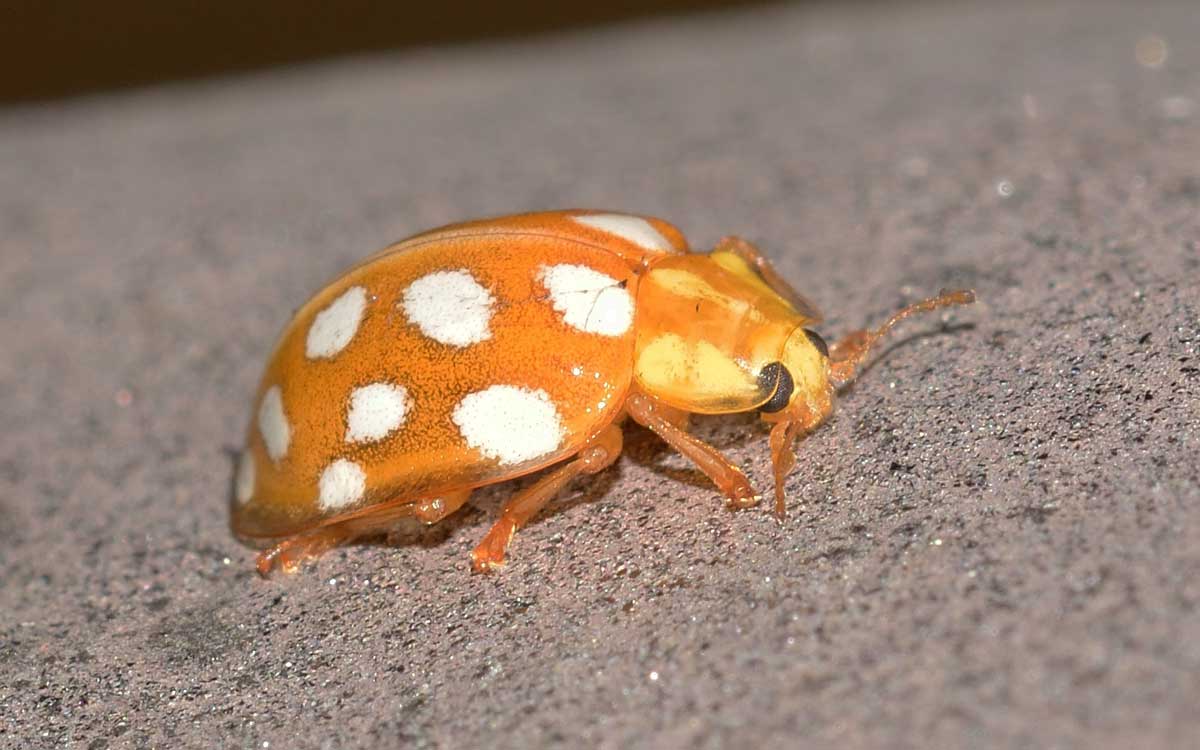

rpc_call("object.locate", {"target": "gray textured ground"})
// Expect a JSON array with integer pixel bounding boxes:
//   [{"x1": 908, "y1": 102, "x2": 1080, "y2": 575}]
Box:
[{"x1": 2, "y1": 1, "x2": 1199, "y2": 747}]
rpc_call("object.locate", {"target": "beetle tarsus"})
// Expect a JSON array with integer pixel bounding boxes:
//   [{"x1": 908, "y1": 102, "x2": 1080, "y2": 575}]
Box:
[
  {"x1": 255, "y1": 528, "x2": 350, "y2": 576},
  {"x1": 726, "y1": 493, "x2": 762, "y2": 511}
]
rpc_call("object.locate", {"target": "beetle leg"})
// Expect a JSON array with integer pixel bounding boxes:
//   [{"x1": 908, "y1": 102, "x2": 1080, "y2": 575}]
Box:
[
  {"x1": 255, "y1": 492, "x2": 472, "y2": 576},
  {"x1": 641, "y1": 398, "x2": 690, "y2": 431},
  {"x1": 256, "y1": 525, "x2": 357, "y2": 576},
  {"x1": 767, "y1": 417, "x2": 809, "y2": 519},
  {"x1": 412, "y1": 488, "x2": 473, "y2": 524},
  {"x1": 712, "y1": 236, "x2": 823, "y2": 322},
  {"x1": 625, "y1": 390, "x2": 760, "y2": 509},
  {"x1": 471, "y1": 424, "x2": 624, "y2": 573}
]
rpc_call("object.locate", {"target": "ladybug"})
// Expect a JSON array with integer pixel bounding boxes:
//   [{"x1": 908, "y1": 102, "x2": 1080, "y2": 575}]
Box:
[{"x1": 232, "y1": 210, "x2": 974, "y2": 574}]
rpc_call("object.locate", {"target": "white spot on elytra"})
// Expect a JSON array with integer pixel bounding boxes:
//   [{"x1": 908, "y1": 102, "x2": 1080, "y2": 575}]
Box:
[
  {"x1": 258, "y1": 385, "x2": 290, "y2": 461},
  {"x1": 318, "y1": 459, "x2": 366, "y2": 512},
  {"x1": 572, "y1": 213, "x2": 672, "y2": 252},
  {"x1": 235, "y1": 449, "x2": 256, "y2": 505},
  {"x1": 539, "y1": 263, "x2": 633, "y2": 336},
  {"x1": 306, "y1": 286, "x2": 368, "y2": 359},
  {"x1": 345, "y1": 382, "x2": 410, "y2": 443},
  {"x1": 452, "y1": 385, "x2": 564, "y2": 465},
  {"x1": 402, "y1": 270, "x2": 494, "y2": 347}
]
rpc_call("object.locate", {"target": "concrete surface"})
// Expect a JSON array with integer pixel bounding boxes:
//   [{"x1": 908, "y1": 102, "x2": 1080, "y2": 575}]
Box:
[{"x1": 2, "y1": 1, "x2": 1198, "y2": 747}]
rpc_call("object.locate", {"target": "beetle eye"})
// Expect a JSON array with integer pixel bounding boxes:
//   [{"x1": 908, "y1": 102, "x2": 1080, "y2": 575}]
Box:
[
  {"x1": 803, "y1": 329, "x2": 829, "y2": 359},
  {"x1": 757, "y1": 362, "x2": 794, "y2": 413}
]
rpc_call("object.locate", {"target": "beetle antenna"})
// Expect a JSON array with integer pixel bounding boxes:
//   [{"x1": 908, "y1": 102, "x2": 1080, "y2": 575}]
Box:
[{"x1": 828, "y1": 289, "x2": 975, "y2": 388}]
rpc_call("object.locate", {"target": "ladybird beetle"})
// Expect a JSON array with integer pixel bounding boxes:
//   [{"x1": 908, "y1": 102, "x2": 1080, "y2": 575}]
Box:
[{"x1": 232, "y1": 210, "x2": 974, "y2": 574}]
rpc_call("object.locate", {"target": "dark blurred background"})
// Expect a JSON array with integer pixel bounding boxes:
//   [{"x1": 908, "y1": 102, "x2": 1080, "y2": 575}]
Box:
[{"x1": 2, "y1": 0, "x2": 778, "y2": 104}]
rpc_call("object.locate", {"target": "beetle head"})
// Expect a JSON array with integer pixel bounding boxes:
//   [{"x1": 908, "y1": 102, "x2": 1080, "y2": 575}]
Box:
[
  {"x1": 755, "y1": 325, "x2": 836, "y2": 516},
  {"x1": 759, "y1": 288, "x2": 976, "y2": 516}
]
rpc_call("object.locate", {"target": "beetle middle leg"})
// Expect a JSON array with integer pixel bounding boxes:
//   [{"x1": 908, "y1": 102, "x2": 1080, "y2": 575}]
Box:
[
  {"x1": 625, "y1": 390, "x2": 760, "y2": 509},
  {"x1": 471, "y1": 424, "x2": 624, "y2": 573},
  {"x1": 412, "y1": 488, "x2": 473, "y2": 524}
]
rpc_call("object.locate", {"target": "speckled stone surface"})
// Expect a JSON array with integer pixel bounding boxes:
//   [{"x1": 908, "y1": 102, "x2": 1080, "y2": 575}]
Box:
[{"x1": 2, "y1": 1, "x2": 1198, "y2": 747}]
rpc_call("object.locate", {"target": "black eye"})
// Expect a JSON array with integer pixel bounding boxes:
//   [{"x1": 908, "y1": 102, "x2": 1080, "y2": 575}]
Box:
[
  {"x1": 757, "y1": 362, "x2": 794, "y2": 413},
  {"x1": 803, "y1": 329, "x2": 829, "y2": 359}
]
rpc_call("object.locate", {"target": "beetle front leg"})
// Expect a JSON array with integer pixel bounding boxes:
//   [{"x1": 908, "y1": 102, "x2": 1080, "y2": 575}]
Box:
[
  {"x1": 471, "y1": 423, "x2": 625, "y2": 573},
  {"x1": 712, "y1": 236, "x2": 823, "y2": 322},
  {"x1": 624, "y1": 390, "x2": 760, "y2": 509}
]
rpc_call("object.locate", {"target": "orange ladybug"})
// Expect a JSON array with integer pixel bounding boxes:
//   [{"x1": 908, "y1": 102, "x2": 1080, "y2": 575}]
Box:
[{"x1": 233, "y1": 210, "x2": 974, "y2": 574}]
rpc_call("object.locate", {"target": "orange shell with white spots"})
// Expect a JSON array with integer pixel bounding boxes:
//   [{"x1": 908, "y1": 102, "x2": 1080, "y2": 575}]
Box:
[{"x1": 233, "y1": 211, "x2": 688, "y2": 539}]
